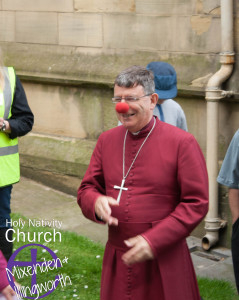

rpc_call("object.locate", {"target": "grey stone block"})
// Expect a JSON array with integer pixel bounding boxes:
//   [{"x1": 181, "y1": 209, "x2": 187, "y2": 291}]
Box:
[
  {"x1": 59, "y1": 13, "x2": 103, "y2": 47},
  {"x1": 2, "y1": 0, "x2": 73, "y2": 12},
  {"x1": 16, "y1": 12, "x2": 58, "y2": 44},
  {"x1": 0, "y1": 11, "x2": 15, "y2": 42}
]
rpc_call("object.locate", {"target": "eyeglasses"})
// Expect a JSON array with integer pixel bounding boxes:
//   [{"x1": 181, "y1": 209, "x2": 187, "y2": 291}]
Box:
[{"x1": 111, "y1": 94, "x2": 152, "y2": 103}]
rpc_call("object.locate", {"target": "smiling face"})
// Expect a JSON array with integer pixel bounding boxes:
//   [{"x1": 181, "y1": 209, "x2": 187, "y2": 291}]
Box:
[{"x1": 114, "y1": 84, "x2": 158, "y2": 133}]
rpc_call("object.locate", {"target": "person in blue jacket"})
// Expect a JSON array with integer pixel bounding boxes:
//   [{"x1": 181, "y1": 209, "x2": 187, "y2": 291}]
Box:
[
  {"x1": 217, "y1": 129, "x2": 239, "y2": 293},
  {"x1": 147, "y1": 61, "x2": 188, "y2": 131}
]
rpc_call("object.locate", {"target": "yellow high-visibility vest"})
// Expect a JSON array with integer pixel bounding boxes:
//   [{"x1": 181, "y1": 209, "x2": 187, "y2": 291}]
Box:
[{"x1": 0, "y1": 67, "x2": 19, "y2": 187}]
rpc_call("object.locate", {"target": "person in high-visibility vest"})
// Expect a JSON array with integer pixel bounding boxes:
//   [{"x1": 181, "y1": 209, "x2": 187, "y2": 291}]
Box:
[{"x1": 0, "y1": 53, "x2": 34, "y2": 262}]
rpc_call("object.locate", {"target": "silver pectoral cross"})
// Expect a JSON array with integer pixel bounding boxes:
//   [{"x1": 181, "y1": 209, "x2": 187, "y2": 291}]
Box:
[{"x1": 114, "y1": 178, "x2": 128, "y2": 203}]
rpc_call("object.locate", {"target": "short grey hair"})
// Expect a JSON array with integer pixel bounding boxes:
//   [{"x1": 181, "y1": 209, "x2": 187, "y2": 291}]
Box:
[{"x1": 114, "y1": 65, "x2": 155, "y2": 95}]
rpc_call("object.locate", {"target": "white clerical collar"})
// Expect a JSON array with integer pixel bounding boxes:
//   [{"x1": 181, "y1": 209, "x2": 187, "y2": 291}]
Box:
[
  {"x1": 131, "y1": 117, "x2": 155, "y2": 135},
  {"x1": 132, "y1": 131, "x2": 140, "y2": 135}
]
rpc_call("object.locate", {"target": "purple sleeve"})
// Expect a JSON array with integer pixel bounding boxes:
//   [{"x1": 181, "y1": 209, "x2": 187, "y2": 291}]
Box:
[
  {"x1": 77, "y1": 134, "x2": 106, "y2": 223},
  {"x1": 0, "y1": 250, "x2": 9, "y2": 291}
]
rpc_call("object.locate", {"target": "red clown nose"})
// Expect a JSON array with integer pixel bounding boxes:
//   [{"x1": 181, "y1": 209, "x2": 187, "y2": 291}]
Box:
[{"x1": 115, "y1": 102, "x2": 129, "y2": 113}]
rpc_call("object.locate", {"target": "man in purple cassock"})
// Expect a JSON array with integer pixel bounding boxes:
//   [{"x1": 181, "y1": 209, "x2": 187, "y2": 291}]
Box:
[{"x1": 77, "y1": 65, "x2": 208, "y2": 300}]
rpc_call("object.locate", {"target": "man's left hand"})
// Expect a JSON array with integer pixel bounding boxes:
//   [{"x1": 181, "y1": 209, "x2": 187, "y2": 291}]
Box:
[{"x1": 122, "y1": 235, "x2": 154, "y2": 265}]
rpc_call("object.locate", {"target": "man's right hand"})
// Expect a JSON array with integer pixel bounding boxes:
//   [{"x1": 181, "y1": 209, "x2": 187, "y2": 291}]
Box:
[
  {"x1": 95, "y1": 195, "x2": 119, "y2": 226},
  {"x1": 1, "y1": 284, "x2": 16, "y2": 300}
]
